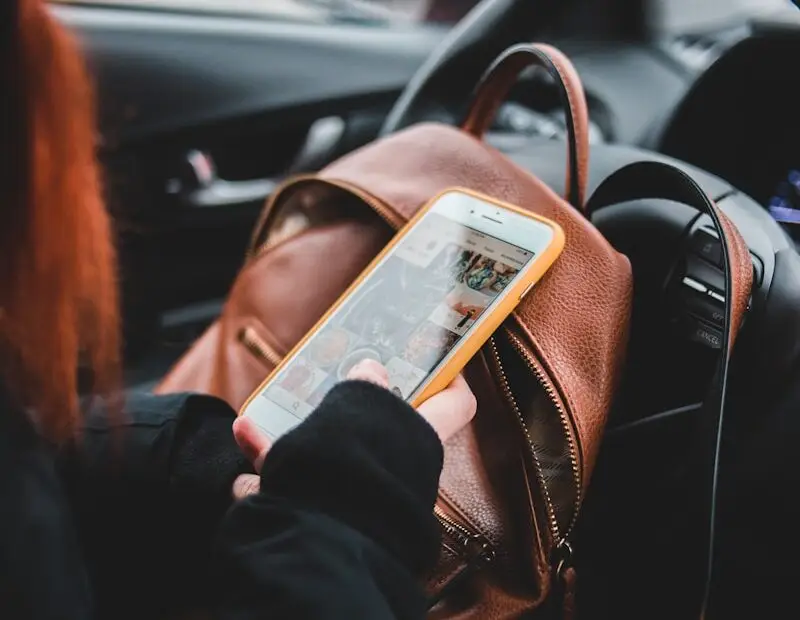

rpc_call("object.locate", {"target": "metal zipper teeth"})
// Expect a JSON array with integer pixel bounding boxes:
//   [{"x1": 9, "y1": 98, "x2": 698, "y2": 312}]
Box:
[
  {"x1": 488, "y1": 332, "x2": 582, "y2": 544},
  {"x1": 319, "y1": 178, "x2": 405, "y2": 229},
  {"x1": 429, "y1": 506, "x2": 494, "y2": 609},
  {"x1": 487, "y1": 336, "x2": 561, "y2": 542},
  {"x1": 433, "y1": 504, "x2": 495, "y2": 562},
  {"x1": 237, "y1": 326, "x2": 283, "y2": 367},
  {"x1": 504, "y1": 331, "x2": 582, "y2": 538},
  {"x1": 250, "y1": 175, "x2": 405, "y2": 259}
]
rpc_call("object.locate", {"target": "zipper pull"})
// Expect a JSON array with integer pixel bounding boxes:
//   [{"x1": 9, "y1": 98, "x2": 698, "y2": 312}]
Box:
[
  {"x1": 428, "y1": 532, "x2": 494, "y2": 609},
  {"x1": 431, "y1": 506, "x2": 495, "y2": 608},
  {"x1": 427, "y1": 538, "x2": 494, "y2": 609},
  {"x1": 551, "y1": 540, "x2": 577, "y2": 620}
]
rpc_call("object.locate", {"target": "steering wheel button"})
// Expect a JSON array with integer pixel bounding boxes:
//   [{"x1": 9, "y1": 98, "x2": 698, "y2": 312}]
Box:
[
  {"x1": 685, "y1": 255, "x2": 725, "y2": 293},
  {"x1": 690, "y1": 322, "x2": 723, "y2": 350},
  {"x1": 689, "y1": 228, "x2": 723, "y2": 267},
  {"x1": 708, "y1": 290, "x2": 725, "y2": 304},
  {"x1": 683, "y1": 290, "x2": 724, "y2": 326},
  {"x1": 682, "y1": 276, "x2": 707, "y2": 293}
]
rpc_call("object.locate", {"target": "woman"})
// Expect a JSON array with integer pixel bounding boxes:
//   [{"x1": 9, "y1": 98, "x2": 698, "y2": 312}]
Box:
[
  {"x1": 1, "y1": 2, "x2": 253, "y2": 616},
  {"x1": 0, "y1": 2, "x2": 475, "y2": 618}
]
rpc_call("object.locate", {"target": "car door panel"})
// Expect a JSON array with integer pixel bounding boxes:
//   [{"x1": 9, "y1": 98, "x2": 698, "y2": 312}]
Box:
[
  {"x1": 53, "y1": 4, "x2": 440, "y2": 375},
  {"x1": 55, "y1": 5, "x2": 440, "y2": 143}
]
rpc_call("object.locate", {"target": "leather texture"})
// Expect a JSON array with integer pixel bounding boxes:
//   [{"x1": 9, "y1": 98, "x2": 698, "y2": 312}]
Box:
[{"x1": 157, "y1": 44, "x2": 631, "y2": 618}]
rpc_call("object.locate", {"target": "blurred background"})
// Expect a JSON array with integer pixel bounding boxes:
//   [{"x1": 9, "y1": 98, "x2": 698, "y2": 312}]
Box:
[
  {"x1": 55, "y1": 0, "x2": 794, "y2": 28},
  {"x1": 49, "y1": 0, "x2": 800, "y2": 394}
]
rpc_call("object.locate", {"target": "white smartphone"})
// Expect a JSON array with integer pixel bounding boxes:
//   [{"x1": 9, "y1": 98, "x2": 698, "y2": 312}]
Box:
[{"x1": 240, "y1": 188, "x2": 564, "y2": 440}]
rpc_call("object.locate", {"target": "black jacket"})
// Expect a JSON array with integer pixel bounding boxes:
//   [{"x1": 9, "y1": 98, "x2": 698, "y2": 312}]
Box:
[
  {"x1": 0, "y1": 386, "x2": 250, "y2": 619},
  {"x1": 0, "y1": 381, "x2": 443, "y2": 619},
  {"x1": 213, "y1": 381, "x2": 444, "y2": 619}
]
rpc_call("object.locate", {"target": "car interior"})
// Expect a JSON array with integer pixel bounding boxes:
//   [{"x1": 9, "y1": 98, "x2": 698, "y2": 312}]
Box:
[{"x1": 54, "y1": 0, "x2": 800, "y2": 616}]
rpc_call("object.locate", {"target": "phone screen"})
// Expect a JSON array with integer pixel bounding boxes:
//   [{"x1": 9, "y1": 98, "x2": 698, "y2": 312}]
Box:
[{"x1": 250, "y1": 207, "x2": 537, "y2": 439}]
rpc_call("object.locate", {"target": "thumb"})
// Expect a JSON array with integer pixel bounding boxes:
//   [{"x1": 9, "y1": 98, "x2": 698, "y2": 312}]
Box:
[
  {"x1": 417, "y1": 374, "x2": 477, "y2": 443},
  {"x1": 346, "y1": 359, "x2": 390, "y2": 388},
  {"x1": 233, "y1": 416, "x2": 271, "y2": 472}
]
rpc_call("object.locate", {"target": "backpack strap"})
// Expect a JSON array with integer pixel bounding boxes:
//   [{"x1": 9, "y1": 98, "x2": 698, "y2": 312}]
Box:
[
  {"x1": 585, "y1": 161, "x2": 753, "y2": 617},
  {"x1": 461, "y1": 43, "x2": 589, "y2": 210}
]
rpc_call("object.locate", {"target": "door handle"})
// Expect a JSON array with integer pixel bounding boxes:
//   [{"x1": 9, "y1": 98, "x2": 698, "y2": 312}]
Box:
[
  {"x1": 168, "y1": 150, "x2": 277, "y2": 208},
  {"x1": 168, "y1": 117, "x2": 345, "y2": 209},
  {"x1": 184, "y1": 177, "x2": 277, "y2": 208}
]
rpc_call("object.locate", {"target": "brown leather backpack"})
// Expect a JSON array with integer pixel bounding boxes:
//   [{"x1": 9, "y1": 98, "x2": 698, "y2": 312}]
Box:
[{"x1": 155, "y1": 44, "x2": 750, "y2": 618}]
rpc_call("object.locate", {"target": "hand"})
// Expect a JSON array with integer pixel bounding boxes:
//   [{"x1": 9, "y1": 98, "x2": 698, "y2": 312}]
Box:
[
  {"x1": 230, "y1": 359, "x2": 478, "y2": 500},
  {"x1": 348, "y1": 359, "x2": 477, "y2": 444}
]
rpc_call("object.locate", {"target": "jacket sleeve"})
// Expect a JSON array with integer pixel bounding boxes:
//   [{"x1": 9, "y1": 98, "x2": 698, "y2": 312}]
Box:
[
  {"x1": 58, "y1": 392, "x2": 251, "y2": 618},
  {"x1": 0, "y1": 389, "x2": 93, "y2": 620},
  {"x1": 213, "y1": 380, "x2": 444, "y2": 620}
]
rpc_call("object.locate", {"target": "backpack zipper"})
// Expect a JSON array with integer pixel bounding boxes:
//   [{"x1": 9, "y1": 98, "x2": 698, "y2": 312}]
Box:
[
  {"x1": 487, "y1": 331, "x2": 582, "y2": 546},
  {"x1": 237, "y1": 326, "x2": 283, "y2": 367},
  {"x1": 431, "y1": 502, "x2": 496, "y2": 607},
  {"x1": 249, "y1": 175, "x2": 405, "y2": 259},
  {"x1": 433, "y1": 503, "x2": 495, "y2": 561}
]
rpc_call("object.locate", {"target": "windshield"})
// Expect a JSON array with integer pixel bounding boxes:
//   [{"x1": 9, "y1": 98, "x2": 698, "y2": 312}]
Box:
[{"x1": 52, "y1": 0, "x2": 479, "y2": 24}]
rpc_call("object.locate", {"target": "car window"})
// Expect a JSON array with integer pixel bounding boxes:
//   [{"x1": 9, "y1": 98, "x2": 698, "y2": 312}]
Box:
[
  {"x1": 50, "y1": 0, "x2": 477, "y2": 25},
  {"x1": 654, "y1": 0, "x2": 793, "y2": 32}
]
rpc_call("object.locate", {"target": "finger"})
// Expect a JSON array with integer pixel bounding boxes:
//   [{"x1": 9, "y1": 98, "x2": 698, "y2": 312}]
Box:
[
  {"x1": 347, "y1": 359, "x2": 389, "y2": 388},
  {"x1": 417, "y1": 374, "x2": 477, "y2": 443},
  {"x1": 232, "y1": 473, "x2": 260, "y2": 501},
  {"x1": 233, "y1": 416, "x2": 271, "y2": 472}
]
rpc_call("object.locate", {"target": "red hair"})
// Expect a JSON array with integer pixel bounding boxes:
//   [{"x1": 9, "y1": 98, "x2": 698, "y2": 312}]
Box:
[{"x1": 0, "y1": 0, "x2": 120, "y2": 441}]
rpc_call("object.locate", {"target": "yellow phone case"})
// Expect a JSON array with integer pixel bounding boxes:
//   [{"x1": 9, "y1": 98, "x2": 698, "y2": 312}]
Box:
[{"x1": 239, "y1": 186, "x2": 565, "y2": 415}]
